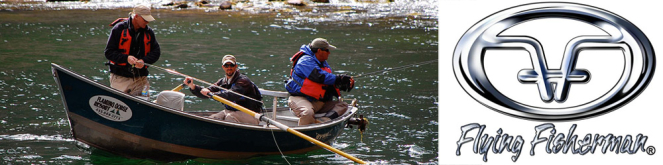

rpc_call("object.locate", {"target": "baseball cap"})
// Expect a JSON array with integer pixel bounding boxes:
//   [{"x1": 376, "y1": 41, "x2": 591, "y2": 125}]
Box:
[
  {"x1": 222, "y1": 55, "x2": 236, "y2": 65},
  {"x1": 133, "y1": 5, "x2": 155, "y2": 22},
  {"x1": 310, "y1": 38, "x2": 337, "y2": 50}
]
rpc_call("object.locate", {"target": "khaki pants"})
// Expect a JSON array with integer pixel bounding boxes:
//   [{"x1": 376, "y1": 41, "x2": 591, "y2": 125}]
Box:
[
  {"x1": 209, "y1": 110, "x2": 259, "y2": 125},
  {"x1": 110, "y1": 73, "x2": 149, "y2": 97},
  {"x1": 288, "y1": 96, "x2": 348, "y2": 126}
]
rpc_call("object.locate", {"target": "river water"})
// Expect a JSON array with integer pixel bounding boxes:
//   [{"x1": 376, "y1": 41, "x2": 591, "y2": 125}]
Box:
[{"x1": 0, "y1": 0, "x2": 437, "y2": 164}]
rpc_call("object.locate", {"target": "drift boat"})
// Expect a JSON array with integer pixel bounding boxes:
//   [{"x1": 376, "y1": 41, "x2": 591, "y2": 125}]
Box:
[{"x1": 51, "y1": 63, "x2": 367, "y2": 161}]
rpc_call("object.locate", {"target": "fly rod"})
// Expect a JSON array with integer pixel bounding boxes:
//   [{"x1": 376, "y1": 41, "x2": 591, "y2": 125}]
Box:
[{"x1": 352, "y1": 59, "x2": 438, "y2": 79}]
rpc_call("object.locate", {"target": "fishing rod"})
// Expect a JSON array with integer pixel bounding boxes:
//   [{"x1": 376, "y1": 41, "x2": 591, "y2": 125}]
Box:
[
  {"x1": 352, "y1": 59, "x2": 438, "y2": 79},
  {"x1": 143, "y1": 63, "x2": 264, "y2": 104}
]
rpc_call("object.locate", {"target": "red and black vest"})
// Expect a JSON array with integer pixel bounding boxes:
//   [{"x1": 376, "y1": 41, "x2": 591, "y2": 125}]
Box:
[
  {"x1": 290, "y1": 51, "x2": 340, "y2": 100},
  {"x1": 108, "y1": 18, "x2": 152, "y2": 66}
]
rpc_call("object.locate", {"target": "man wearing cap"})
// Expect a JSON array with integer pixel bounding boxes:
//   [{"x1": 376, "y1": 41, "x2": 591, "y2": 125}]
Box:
[
  {"x1": 183, "y1": 55, "x2": 263, "y2": 125},
  {"x1": 285, "y1": 38, "x2": 355, "y2": 125},
  {"x1": 104, "y1": 4, "x2": 161, "y2": 96}
]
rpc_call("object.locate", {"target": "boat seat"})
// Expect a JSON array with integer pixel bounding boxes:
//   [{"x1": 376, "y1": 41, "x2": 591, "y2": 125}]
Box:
[
  {"x1": 155, "y1": 91, "x2": 185, "y2": 111},
  {"x1": 260, "y1": 114, "x2": 329, "y2": 127},
  {"x1": 287, "y1": 109, "x2": 331, "y2": 118},
  {"x1": 287, "y1": 109, "x2": 333, "y2": 123}
]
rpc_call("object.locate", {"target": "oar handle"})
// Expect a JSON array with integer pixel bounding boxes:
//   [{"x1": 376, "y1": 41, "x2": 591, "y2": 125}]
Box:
[
  {"x1": 207, "y1": 93, "x2": 366, "y2": 164},
  {"x1": 172, "y1": 80, "x2": 192, "y2": 92},
  {"x1": 172, "y1": 84, "x2": 185, "y2": 92}
]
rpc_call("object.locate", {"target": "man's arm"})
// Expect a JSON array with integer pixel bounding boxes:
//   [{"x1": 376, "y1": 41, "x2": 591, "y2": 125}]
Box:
[
  {"x1": 294, "y1": 57, "x2": 337, "y2": 85},
  {"x1": 141, "y1": 30, "x2": 160, "y2": 64},
  {"x1": 188, "y1": 78, "x2": 223, "y2": 99},
  {"x1": 104, "y1": 26, "x2": 129, "y2": 63},
  {"x1": 213, "y1": 77, "x2": 253, "y2": 101}
]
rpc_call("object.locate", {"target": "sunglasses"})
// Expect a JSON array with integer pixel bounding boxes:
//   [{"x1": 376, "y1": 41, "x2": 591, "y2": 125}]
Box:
[
  {"x1": 318, "y1": 48, "x2": 330, "y2": 52},
  {"x1": 223, "y1": 63, "x2": 236, "y2": 68}
]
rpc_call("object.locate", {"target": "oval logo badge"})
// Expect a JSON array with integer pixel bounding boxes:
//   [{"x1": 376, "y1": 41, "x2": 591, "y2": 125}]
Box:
[
  {"x1": 453, "y1": 2, "x2": 656, "y2": 120},
  {"x1": 88, "y1": 95, "x2": 133, "y2": 122}
]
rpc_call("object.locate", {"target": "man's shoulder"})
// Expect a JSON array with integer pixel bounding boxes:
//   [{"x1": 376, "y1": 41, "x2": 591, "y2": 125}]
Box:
[
  {"x1": 112, "y1": 21, "x2": 129, "y2": 31},
  {"x1": 237, "y1": 74, "x2": 254, "y2": 83},
  {"x1": 297, "y1": 55, "x2": 317, "y2": 64},
  {"x1": 144, "y1": 26, "x2": 156, "y2": 34}
]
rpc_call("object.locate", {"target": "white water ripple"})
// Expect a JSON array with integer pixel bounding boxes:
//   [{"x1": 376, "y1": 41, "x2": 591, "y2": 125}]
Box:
[{"x1": 0, "y1": 134, "x2": 74, "y2": 142}]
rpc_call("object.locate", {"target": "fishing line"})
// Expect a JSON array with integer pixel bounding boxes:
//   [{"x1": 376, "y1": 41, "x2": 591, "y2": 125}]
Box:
[
  {"x1": 143, "y1": 63, "x2": 264, "y2": 104},
  {"x1": 352, "y1": 59, "x2": 438, "y2": 79},
  {"x1": 270, "y1": 128, "x2": 291, "y2": 165}
]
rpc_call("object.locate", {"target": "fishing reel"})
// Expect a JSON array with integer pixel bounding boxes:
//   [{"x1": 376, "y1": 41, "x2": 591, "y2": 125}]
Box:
[{"x1": 346, "y1": 114, "x2": 368, "y2": 133}]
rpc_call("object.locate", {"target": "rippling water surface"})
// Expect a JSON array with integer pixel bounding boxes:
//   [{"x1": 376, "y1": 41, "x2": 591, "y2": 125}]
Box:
[{"x1": 1, "y1": 0, "x2": 437, "y2": 164}]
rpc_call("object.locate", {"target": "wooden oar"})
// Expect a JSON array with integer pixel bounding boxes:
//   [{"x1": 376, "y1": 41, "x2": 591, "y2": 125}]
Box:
[
  {"x1": 170, "y1": 83, "x2": 366, "y2": 163},
  {"x1": 171, "y1": 84, "x2": 185, "y2": 92},
  {"x1": 207, "y1": 93, "x2": 367, "y2": 164},
  {"x1": 173, "y1": 80, "x2": 192, "y2": 92}
]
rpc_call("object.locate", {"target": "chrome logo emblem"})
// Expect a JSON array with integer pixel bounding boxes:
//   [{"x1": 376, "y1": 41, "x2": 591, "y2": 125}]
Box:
[{"x1": 453, "y1": 2, "x2": 656, "y2": 120}]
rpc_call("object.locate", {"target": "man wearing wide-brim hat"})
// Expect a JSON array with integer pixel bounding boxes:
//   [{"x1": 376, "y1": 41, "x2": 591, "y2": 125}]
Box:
[{"x1": 104, "y1": 4, "x2": 161, "y2": 98}]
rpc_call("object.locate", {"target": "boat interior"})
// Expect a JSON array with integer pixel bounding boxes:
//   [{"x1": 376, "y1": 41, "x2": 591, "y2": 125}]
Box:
[{"x1": 152, "y1": 89, "x2": 355, "y2": 127}]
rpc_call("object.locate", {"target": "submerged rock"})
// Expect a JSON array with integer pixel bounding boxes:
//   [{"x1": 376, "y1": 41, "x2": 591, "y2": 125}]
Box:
[
  {"x1": 176, "y1": 4, "x2": 188, "y2": 8},
  {"x1": 355, "y1": 0, "x2": 394, "y2": 3},
  {"x1": 219, "y1": 1, "x2": 232, "y2": 10},
  {"x1": 163, "y1": 1, "x2": 189, "y2": 8},
  {"x1": 195, "y1": 0, "x2": 209, "y2": 7},
  {"x1": 288, "y1": 0, "x2": 307, "y2": 6}
]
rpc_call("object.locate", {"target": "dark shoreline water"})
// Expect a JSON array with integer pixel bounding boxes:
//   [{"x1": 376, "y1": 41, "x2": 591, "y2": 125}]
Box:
[{"x1": 1, "y1": 1, "x2": 437, "y2": 164}]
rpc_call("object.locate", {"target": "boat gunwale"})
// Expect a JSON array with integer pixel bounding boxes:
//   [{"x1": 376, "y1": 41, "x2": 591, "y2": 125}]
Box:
[{"x1": 51, "y1": 63, "x2": 358, "y2": 132}]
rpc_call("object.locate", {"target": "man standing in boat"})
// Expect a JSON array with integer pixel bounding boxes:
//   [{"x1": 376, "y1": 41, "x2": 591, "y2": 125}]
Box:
[
  {"x1": 183, "y1": 55, "x2": 263, "y2": 125},
  {"x1": 104, "y1": 4, "x2": 161, "y2": 97},
  {"x1": 285, "y1": 38, "x2": 355, "y2": 125}
]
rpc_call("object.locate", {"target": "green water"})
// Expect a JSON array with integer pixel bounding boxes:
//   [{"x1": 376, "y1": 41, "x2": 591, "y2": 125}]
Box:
[{"x1": 0, "y1": 3, "x2": 437, "y2": 164}]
